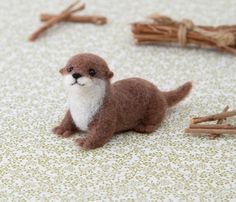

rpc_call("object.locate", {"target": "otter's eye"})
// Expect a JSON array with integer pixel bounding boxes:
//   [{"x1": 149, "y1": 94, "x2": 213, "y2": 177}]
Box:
[
  {"x1": 88, "y1": 68, "x2": 96, "y2": 76},
  {"x1": 68, "y1": 66, "x2": 73, "y2": 73}
]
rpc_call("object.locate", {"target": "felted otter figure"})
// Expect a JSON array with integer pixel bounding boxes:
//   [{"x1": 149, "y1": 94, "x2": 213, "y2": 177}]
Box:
[{"x1": 53, "y1": 53, "x2": 192, "y2": 149}]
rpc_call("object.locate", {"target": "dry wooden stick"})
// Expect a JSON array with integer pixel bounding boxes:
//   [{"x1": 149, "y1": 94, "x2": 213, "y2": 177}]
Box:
[
  {"x1": 28, "y1": 1, "x2": 85, "y2": 41},
  {"x1": 40, "y1": 14, "x2": 107, "y2": 25},
  {"x1": 209, "y1": 106, "x2": 229, "y2": 139},
  {"x1": 191, "y1": 110, "x2": 236, "y2": 124},
  {"x1": 131, "y1": 14, "x2": 236, "y2": 55},
  {"x1": 189, "y1": 124, "x2": 236, "y2": 129},
  {"x1": 185, "y1": 128, "x2": 236, "y2": 135}
]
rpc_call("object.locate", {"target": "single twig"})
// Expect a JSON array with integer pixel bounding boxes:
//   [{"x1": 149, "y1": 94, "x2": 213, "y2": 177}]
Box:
[
  {"x1": 209, "y1": 106, "x2": 229, "y2": 139},
  {"x1": 28, "y1": 1, "x2": 85, "y2": 41},
  {"x1": 40, "y1": 14, "x2": 107, "y2": 25},
  {"x1": 185, "y1": 128, "x2": 236, "y2": 135},
  {"x1": 64, "y1": 0, "x2": 81, "y2": 12},
  {"x1": 189, "y1": 124, "x2": 236, "y2": 129},
  {"x1": 190, "y1": 110, "x2": 236, "y2": 124}
]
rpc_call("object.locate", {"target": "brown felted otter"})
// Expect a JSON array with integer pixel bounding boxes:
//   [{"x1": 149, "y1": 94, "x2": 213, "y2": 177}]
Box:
[{"x1": 53, "y1": 53, "x2": 192, "y2": 150}]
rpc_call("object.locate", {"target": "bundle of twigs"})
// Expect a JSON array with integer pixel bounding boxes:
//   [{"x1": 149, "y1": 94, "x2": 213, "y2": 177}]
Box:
[
  {"x1": 185, "y1": 106, "x2": 236, "y2": 139},
  {"x1": 131, "y1": 14, "x2": 236, "y2": 55},
  {"x1": 28, "y1": 1, "x2": 107, "y2": 42}
]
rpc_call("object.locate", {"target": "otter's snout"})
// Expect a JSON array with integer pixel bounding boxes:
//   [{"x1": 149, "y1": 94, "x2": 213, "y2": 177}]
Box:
[{"x1": 72, "y1": 73, "x2": 82, "y2": 79}]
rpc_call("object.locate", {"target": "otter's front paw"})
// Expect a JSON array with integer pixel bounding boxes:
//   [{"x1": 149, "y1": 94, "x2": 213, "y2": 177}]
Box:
[
  {"x1": 52, "y1": 126, "x2": 74, "y2": 138},
  {"x1": 75, "y1": 137, "x2": 99, "y2": 150}
]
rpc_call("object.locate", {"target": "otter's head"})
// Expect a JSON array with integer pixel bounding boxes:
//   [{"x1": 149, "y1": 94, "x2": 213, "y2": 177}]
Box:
[{"x1": 60, "y1": 53, "x2": 113, "y2": 94}]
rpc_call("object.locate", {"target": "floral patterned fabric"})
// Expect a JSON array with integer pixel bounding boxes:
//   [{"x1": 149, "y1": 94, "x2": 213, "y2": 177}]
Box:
[{"x1": 0, "y1": 0, "x2": 235, "y2": 201}]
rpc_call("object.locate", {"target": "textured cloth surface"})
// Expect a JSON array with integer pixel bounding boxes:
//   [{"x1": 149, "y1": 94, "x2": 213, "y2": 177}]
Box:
[{"x1": 0, "y1": 0, "x2": 236, "y2": 201}]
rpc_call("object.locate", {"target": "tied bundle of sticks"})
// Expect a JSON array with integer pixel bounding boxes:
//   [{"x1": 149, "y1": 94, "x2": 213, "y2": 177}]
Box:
[
  {"x1": 28, "y1": 1, "x2": 107, "y2": 42},
  {"x1": 131, "y1": 14, "x2": 236, "y2": 55},
  {"x1": 185, "y1": 106, "x2": 236, "y2": 139}
]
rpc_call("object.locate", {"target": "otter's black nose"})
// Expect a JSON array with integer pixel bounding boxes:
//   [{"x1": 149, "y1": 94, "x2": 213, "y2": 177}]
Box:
[{"x1": 72, "y1": 73, "x2": 82, "y2": 79}]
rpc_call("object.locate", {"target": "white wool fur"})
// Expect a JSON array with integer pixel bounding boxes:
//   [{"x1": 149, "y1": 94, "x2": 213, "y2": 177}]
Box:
[{"x1": 64, "y1": 74, "x2": 106, "y2": 131}]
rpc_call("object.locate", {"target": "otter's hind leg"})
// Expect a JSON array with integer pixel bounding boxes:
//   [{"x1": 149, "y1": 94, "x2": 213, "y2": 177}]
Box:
[{"x1": 134, "y1": 96, "x2": 167, "y2": 134}]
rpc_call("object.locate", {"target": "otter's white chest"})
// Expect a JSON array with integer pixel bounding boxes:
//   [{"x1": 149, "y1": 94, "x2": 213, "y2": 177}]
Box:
[
  {"x1": 68, "y1": 85, "x2": 105, "y2": 131},
  {"x1": 69, "y1": 98, "x2": 98, "y2": 131}
]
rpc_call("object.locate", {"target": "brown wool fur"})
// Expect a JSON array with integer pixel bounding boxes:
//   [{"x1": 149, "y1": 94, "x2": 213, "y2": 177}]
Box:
[{"x1": 53, "y1": 53, "x2": 192, "y2": 150}]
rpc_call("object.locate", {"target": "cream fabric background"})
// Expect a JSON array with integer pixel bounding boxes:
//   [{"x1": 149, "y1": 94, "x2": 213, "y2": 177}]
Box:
[{"x1": 0, "y1": 0, "x2": 236, "y2": 201}]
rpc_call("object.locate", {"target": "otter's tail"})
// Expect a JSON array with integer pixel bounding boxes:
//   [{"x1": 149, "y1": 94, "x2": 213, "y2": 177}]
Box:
[{"x1": 163, "y1": 82, "x2": 192, "y2": 107}]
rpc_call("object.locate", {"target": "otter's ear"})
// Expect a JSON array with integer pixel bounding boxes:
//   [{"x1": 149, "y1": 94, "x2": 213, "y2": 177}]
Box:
[
  {"x1": 59, "y1": 67, "x2": 65, "y2": 75},
  {"x1": 108, "y1": 71, "x2": 114, "y2": 79}
]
